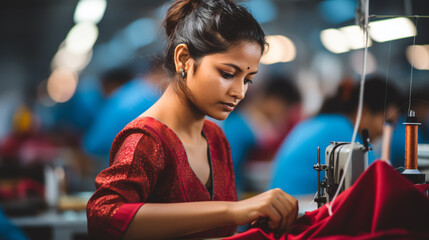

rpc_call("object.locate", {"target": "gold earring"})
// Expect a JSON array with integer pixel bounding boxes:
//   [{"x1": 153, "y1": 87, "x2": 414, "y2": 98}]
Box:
[{"x1": 180, "y1": 68, "x2": 186, "y2": 78}]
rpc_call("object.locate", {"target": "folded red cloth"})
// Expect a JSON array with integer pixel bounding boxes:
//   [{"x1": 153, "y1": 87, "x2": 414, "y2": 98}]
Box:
[{"x1": 225, "y1": 160, "x2": 429, "y2": 240}]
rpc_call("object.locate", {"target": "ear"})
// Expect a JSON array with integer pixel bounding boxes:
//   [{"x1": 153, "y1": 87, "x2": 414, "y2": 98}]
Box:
[{"x1": 174, "y1": 44, "x2": 192, "y2": 75}]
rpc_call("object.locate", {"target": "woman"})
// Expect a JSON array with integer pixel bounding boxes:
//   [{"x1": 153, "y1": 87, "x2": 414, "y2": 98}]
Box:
[{"x1": 86, "y1": 0, "x2": 298, "y2": 239}]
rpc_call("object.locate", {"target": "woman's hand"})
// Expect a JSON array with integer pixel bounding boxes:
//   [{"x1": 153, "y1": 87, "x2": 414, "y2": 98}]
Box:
[{"x1": 228, "y1": 188, "x2": 298, "y2": 238}]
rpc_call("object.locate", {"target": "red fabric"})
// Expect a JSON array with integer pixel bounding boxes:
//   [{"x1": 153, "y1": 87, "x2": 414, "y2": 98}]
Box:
[
  {"x1": 87, "y1": 117, "x2": 237, "y2": 240},
  {"x1": 110, "y1": 203, "x2": 143, "y2": 233},
  {"x1": 225, "y1": 160, "x2": 429, "y2": 240}
]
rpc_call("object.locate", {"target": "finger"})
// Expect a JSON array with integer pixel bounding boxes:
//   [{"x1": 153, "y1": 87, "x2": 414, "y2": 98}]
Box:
[
  {"x1": 266, "y1": 203, "x2": 282, "y2": 230},
  {"x1": 272, "y1": 195, "x2": 289, "y2": 235},
  {"x1": 277, "y1": 189, "x2": 298, "y2": 218},
  {"x1": 255, "y1": 189, "x2": 295, "y2": 232},
  {"x1": 272, "y1": 194, "x2": 296, "y2": 234},
  {"x1": 267, "y1": 190, "x2": 288, "y2": 234},
  {"x1": 284, "y1": 197, "x2": 298, "y2": 233},
  {"x1": 275, "y1": 189, "x2": 299, "y2": 233}
]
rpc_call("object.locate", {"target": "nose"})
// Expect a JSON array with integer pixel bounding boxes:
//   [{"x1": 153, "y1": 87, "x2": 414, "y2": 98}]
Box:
[{"x1": 229, "y1": 79, "x2": 245, "y2": 101}]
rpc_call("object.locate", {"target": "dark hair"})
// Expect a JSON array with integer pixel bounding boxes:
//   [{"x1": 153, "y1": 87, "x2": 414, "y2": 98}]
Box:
[
  {"x1": 100, "y1": 67, "x2": 134, "y2": 96},
  {"x1": 319, "y1": 78, "x2": 355, "y2": 114},
  {"x1": 163, "y1": 0, "x2": 266, "y2": 78},
  {"x1": 345, "y1": 76, "x2": 403, "y2": 115},
  {"x1": 262, "y1": 75, "x2": 301, "y2": 105}
]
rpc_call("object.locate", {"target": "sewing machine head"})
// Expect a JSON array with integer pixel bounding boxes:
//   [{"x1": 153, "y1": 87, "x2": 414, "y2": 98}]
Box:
[
  {"x1": 325, "y1": 142, "x2": 368, "y2": 197},
  {"x1": 314, "y1": 133, "x2": 370, "y2": 207}
]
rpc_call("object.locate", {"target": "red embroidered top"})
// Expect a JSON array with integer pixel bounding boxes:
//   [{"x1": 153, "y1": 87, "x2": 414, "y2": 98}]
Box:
[{"x1": 86, "y1": 117, "x2": 237, "y2": 239}]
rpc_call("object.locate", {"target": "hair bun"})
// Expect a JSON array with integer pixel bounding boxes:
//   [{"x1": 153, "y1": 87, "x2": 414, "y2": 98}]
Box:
[{"x1": 163, "y1": 0, "x2": 203, "y2": 38}]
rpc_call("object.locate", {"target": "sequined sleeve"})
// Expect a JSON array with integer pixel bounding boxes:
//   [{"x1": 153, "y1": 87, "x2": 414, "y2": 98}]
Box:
[{"x1": 86, "y1": 131, "x2": 165, "y2": 240}]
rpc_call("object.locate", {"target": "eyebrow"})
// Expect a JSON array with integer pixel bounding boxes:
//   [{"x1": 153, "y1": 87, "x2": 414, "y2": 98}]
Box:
[{"x1": 222, "y1": 63, "x2": 258, "y2": 75}]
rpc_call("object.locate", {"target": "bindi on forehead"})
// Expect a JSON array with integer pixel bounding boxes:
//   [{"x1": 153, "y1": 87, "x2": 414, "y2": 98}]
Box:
[{"x1": 247, "y1": 67, "x2": 250, "y2": 70}]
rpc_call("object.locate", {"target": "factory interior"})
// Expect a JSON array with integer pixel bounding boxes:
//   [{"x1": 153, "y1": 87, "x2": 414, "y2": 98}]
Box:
[{"x1": 0, "y1": 0, "x2": 429, "y2": 239}]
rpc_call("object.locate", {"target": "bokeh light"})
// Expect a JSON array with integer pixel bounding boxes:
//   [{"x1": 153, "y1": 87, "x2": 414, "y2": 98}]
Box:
[
  {"x1": 47, "y1": 69, "x2": 79, "y2": 103},
  {"x1": 261, "y1": 35, "x2": 296, "y2": 64}
]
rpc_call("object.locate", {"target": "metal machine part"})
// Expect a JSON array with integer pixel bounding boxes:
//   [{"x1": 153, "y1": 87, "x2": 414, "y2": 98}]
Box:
[
  {"x1": 417, "y1": 144, "x2": 429, "y2": 183},
  {"x1": 314, "y1": 140, "x2": 370, "y2": 207}
]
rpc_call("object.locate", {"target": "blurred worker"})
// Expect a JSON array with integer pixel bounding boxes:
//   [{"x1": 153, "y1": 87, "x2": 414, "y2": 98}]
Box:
[
  {"x1": 82, "y1": 58, "x2": 167, "y2": 170},
  {"x1": 222, "y1": 75, "x2": 302, "y2": 194},
  {"x1": 269, "y1": 76, "x2": 402, "y2": 196}
]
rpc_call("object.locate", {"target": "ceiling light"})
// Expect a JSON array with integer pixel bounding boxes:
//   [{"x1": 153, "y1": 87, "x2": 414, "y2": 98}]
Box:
[
  {"x1": 369, "y1": 17, "x2": 416, "y2": 42},
  {"x1": 320, "y1": 28, "x2": 350, "y2": 54},
  {"x1": 339, "y1": 25, "x2": 372, "y2": 49},
  {"x1": 74, "y1": 0, "x2": 107, "y2": 24},
  {"x1": 51, "y1": 47, "x2": 93, "y2": 72},
  {"x1": 65, "y1": 22, "x2": 98, "y2": 54}
]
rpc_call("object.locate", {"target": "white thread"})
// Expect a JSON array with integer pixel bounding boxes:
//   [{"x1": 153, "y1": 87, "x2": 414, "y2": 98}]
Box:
[
  {"x1": 310, "y1": 191, "x2": 318, "y2": 205},
  {"x1": 408, "y1": 16, "x2": 418, "y2": 114},
  {"x1": 327, "y1": 0, "x2": 369, "y2": 216},
  {"x1": 383, "y1": 40, "x2": 392, "y2": 123}
]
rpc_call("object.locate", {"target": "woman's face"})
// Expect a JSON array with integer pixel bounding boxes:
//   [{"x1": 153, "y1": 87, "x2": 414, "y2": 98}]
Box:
[{"x1": 185, "y1": 41, "x2": 262, "y2": 120}]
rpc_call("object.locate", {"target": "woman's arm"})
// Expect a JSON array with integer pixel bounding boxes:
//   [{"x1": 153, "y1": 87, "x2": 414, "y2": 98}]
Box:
[{"x1": 123, "y1": 188, "x2": 298, "y2": 239}]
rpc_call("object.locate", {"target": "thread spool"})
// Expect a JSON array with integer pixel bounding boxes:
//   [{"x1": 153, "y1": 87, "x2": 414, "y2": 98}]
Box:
[
  {"x1": 405, "y1": 112, "x2": 419, "y2": 169},
  {"x1": 402, "y1": 110, "x2": 425, "y2": 184}
]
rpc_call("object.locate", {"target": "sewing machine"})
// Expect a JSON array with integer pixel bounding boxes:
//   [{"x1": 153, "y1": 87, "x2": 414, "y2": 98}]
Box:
[
  {"x1": 313, "y1": 130, "x2": 371, "y2": 207},
  {"x1": 314, "y1": 111, "x2": 428, "y2": 208}
]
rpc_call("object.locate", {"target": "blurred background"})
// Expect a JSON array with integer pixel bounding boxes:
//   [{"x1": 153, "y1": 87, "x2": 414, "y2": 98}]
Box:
[{"x1": 0, "y1": 0, "x2": 428, "y2": 239}]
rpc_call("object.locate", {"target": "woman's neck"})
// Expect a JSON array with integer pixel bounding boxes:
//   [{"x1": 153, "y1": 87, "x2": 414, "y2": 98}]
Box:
[{"x1": 143, "y1": 84, "x2": 206, "y2": 143}]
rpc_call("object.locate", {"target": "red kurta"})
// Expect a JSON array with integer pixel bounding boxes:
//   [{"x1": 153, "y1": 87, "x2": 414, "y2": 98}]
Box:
[{"x1": 86, "y1": 117, "x2": 237, "y2": 239}]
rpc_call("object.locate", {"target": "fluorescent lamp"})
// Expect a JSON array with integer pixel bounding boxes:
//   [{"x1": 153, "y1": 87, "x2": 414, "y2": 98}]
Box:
[
  {"x1": 339, "y1": 25, "x2": 372, "y2": 49},
  {"x1": 320, "y1": 28, "x2": 350, "y2": 54},
  {"x1": 74, "y1": 0, "x2": 107, "y2": 24},
  {"x1": 369, "y1": 17, "x2": 416, "y2": 42}
]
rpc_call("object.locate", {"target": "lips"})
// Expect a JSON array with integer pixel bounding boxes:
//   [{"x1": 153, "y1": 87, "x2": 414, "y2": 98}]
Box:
[{"x1": 221, "y1": 102, "x2": 237, "y2": 111}]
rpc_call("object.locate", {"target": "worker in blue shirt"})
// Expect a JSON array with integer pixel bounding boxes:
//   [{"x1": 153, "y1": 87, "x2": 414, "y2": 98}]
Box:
[{"x1": 269, "y1": 76, "x2": 402, "y2": 196}]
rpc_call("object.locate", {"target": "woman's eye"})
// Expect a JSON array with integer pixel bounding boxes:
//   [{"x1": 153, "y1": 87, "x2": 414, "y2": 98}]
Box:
[
  {"x1": 220, "y1": 71, "x2": 234, "y2": 79},
  {"x1": 244, "y1": 79, "x2": 253, "y2": 84}
]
